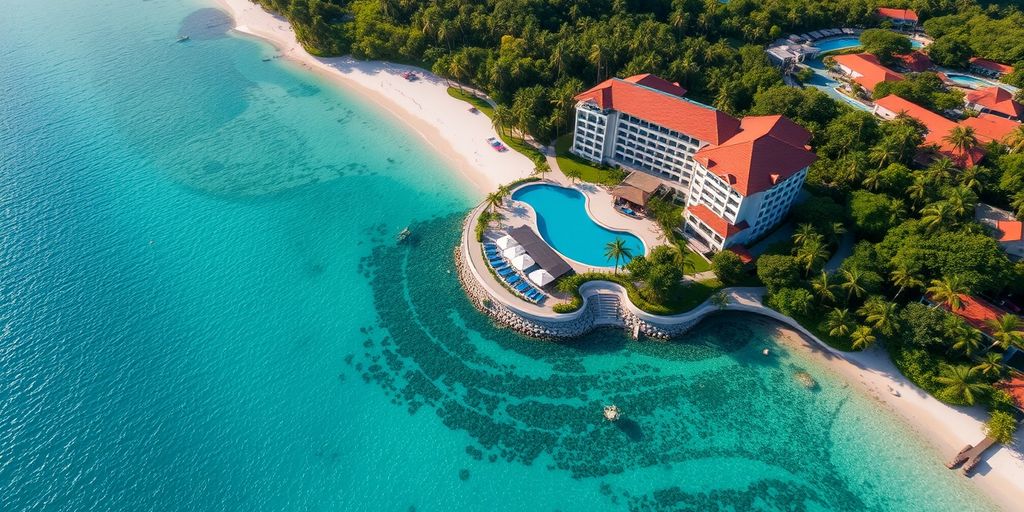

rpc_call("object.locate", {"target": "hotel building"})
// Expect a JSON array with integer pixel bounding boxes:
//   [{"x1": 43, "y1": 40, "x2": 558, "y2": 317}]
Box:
[{"x1": 571, "y1": 74, "x2": 817, "y2": 252}]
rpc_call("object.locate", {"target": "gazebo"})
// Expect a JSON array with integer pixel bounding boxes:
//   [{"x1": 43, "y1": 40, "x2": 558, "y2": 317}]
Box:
[{"x1": 610, "y1": 171, "x2": 665, "y2": 214}]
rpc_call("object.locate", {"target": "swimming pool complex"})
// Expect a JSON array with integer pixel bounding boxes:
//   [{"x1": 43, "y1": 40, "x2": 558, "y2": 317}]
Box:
[
  {"x1": 945, "y1": 73, "x2": 998, "y2": 89},
  {"x1": 511, "y1": 184, "x2": 646, "y2": 267},
  {"x1": 812, "y1": 36, "x2": 923, "y2": 53}
]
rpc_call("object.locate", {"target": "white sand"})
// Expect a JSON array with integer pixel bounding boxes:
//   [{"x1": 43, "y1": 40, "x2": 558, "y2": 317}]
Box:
[
  {"x1": 214, "y1": 0, "x2": 534, "y2": 195},
  {"x1": 768, "y1": 321, "x2": 1024, "y2": 510},
  {"x1": 213, "y1": 1, "x2": 1023, "y2": 508}
]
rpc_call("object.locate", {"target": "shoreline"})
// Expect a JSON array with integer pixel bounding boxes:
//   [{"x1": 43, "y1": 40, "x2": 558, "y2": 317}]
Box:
[
  {"x1": 764, "y1": 318, "x2": 1023, "y2": 511},
  {"x1": 210, "y1": 1, "x2": 1022, "y2": 508},
  {"x1": 213, "y1": 0, "x2": 534, "y2": 196}
]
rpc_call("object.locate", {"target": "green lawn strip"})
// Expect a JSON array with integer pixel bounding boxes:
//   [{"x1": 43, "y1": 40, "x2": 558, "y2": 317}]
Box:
[
  {"x1": 446, "y1": 87, "x2": 545, "y2": 164},
  {"x1": 787, "y1": 310, "x2": 857, "y2": 351},
  {"x1": 684, "y1": 252, "x2": 711, "y2": 273},
  {"x1": 554, "y1": 272, "x2": 722, "y2": 315},
  {"x1": 554, "y1": 134, "x2": 624, "y2": 186}
]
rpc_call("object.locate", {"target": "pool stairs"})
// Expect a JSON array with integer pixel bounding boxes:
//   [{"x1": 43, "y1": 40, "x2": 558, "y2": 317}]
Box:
[{"x1": 594, "y1": 294, "x2": 623, "y2": 326}]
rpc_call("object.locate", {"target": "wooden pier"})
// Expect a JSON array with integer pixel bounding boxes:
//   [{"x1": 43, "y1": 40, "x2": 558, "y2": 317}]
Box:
[{"x1": 947, "y1": 436, "x2": 998, "y2": 476}]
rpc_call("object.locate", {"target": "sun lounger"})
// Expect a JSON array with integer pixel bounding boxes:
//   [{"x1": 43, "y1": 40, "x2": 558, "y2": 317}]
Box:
[
  {"x1": 497, "y1": 267, "x2": 515, "y2": 276},
  {"x1": 505, "y1": 274, "x2": 520, "y2": 285},
  {"x1": 515, "y1": 282, "x2": 530, "y2": 292}
]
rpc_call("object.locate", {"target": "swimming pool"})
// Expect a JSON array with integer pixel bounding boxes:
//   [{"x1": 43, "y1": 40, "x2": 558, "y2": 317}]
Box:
[
  {"x1": 812, "y1": 36, "x2": 922, "y2": 53},
  {"x1": 511, "y1": 184, "x2": 646, "y2": 267},
  {"x1": 946, "y1": 73, "x2": 997, "y2": 89}
]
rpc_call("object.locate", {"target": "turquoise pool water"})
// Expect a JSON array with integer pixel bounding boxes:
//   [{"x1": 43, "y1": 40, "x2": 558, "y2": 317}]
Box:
[
  {"x1": 0, "y1": 0, "x2": 999, "y2": 510},
  {"x1": 511, "y1": 184, "x2": 646, "y2": 267},
  {"x1": 813, "y1": 35, "x2": 922, "y2": 53},
  {"x1": 946, "y1": 73, "x2": 996, "y2": 89}
]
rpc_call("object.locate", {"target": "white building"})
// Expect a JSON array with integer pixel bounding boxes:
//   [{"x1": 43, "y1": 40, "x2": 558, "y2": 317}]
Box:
[{"x1": 572, "y1": 74, "x2": 817, "y2": 252}]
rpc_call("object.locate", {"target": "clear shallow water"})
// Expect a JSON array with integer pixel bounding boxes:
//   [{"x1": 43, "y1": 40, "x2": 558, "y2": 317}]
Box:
[
  {"x1": 0, "y1": 1, "x2": 997, "y2": 511},
  {"x1": 511, "y1": 184, "x2": 645, "y2": 267}
]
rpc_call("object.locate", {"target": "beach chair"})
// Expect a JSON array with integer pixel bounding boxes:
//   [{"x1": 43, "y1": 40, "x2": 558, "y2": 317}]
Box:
[
  {"x1": 505, "y1": 274, "x2": 520, "y2": 285},
  {"x1": 515, "y1": 282, "x2": 530, "y2": 292},
  {"x1": 497, "y1": 267, "x2": 515, "y2": 276}
]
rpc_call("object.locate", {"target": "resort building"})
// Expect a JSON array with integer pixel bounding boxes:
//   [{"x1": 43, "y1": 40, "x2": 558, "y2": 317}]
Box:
[
  {"x1": 872, "y1": 94, "x2": 985, "y2": 166},
  {"x1": 975, "y1": 203, "x2": 1024, "y2": 261},
  {"x1": 830, "y1": 53, "x2": 904, "y2": 93},
  {"x1": 894, "y1": 51, "x2": 932, "y2": 73},
  {"x1": 876, "y1": 7, "x2": 919, "y2": 30},
  {"x1": 960, "y1": 114, "x2": 1020, "y2": 145},
  {"x1": 571, "y1": 75, "x2": 816, "y2": 252},
  {"x1": 969, "y1": 58, "x2": 1014, "y2": 79},
  {"x1": 965, "y1": 86, "x2": 1023, "y2": 121}
]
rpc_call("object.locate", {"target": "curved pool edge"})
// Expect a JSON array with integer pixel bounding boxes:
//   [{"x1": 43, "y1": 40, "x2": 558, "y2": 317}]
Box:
[{"x1": 510, "y1": 181, "x2": 650, "y2": 269}]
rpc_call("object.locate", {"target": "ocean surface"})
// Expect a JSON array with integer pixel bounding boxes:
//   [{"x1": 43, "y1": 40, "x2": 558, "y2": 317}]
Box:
[{"x1": 0, "y1": 1, "x2": 997, "y2": 510}]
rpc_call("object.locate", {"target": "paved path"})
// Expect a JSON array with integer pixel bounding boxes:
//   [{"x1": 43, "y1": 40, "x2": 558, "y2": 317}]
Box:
[{"x1": 824, "y1": 231, "x2": 854, "y2": 272}]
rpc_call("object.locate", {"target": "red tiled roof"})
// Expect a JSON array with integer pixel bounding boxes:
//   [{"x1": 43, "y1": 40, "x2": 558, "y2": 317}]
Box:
[
  {"x1": 996, "y1": 377, "x2": 1024, "y2": 411},
  {"x1": 874, "y1": 95, "x2": 985, "y2": 167},
  {"x1": 996, "y1": 220, "x2": 1024, "y2": 242},
  {"x1": 941, "y1": 294, "x2": 1007, "y2": 335},
  {"x1": 877, "y1": 7, "x2": 919, "y2": 21},
  {"x1": 970, "y1": 58, "x2": 1014, "y2": 75},
  {"x1": 693, "y1": 116, "x2": 816, "y2": 196},
  {"x1": 574, "y1": 77, "x2": 741, "y2": 144},
  {"x1": 832, "y1": 53, "x2": 904, "y2": 91},
  {"x1": 895, "y1": 51, "x2": 932, "y2": 72},
  {"x1": 622, "y1": 73, "x2": 687, "y2": 97},
  {"x1": 966, "y1": 86, "x2": 1024, "y2": 119},
  {"x1": 687, "y1": 204, "x2": 749, "y2": 238},
  {"x1": 961, "y1": 114, "x2": 1021, "y2": 144},
  {"x1": 728, "y1": 245, "x2": 755, "y2": 264}
]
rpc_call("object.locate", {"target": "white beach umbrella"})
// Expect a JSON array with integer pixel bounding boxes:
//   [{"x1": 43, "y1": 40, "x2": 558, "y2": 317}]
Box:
[
  {"x1": 503, "y1": 245, "x2": 525, "y2": 258},
  {"x1": 495, "y1": 235, "x2": 516, "y2": 250},
  {"x1": 528, "y1": 269, "x2": 554, "y2": 286},
  {"x1": 511, "y1": 254, "x2": 535, "y2": 271}
]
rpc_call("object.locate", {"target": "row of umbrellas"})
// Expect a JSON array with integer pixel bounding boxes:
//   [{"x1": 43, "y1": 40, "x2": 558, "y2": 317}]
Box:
[{"x1": 495, "y1": 235, "x2": 554, "y2": 286}]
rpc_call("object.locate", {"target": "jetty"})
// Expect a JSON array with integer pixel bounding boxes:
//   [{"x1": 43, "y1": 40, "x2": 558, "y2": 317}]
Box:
[{"x1": 947, "y1": 436, "x2": 998, "y2": 475}]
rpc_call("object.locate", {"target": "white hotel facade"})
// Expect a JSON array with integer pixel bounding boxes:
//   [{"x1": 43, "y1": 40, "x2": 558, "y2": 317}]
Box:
[{"x1": 571, "y1": 74, "x2": 816, "y2": 252}]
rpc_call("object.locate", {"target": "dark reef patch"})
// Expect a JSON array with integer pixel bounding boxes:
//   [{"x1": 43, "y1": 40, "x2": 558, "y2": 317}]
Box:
[{"x1": 349, "y1": 213, "x2": 867, "y2": 509}]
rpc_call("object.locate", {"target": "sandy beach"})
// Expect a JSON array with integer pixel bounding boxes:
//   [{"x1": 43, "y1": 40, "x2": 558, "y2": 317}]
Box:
[
  {"x1": 214, "y1": 0, "x2": 534, "y2": 195},
  {"x1": 212, "y1": 0, "x2": 1023, "y2": 508},
  {"x1": 765, "y1": 319, "x2": 1024, "y2": 510}
]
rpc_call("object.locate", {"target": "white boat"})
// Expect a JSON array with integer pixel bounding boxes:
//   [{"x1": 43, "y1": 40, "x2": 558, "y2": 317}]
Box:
[
  {"x1": 176, "y1": 35, "x2": 190, "y2": 43},
  {"x1": 396, "y1": 227, "x2": 411, "y2": 242},
  {"x1": 603, "y1": 405, "x2": 620, "y2": 421}
]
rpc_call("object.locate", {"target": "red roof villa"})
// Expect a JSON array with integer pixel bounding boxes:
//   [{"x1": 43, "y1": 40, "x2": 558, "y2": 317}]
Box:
[
  {"x1": 872, "y1": 95, "x2": 986, "y2": 167},
  {"x1": 895, "y1": 51, "x2": 932, "y2": 73},
  {"x1": 831, "y1": 53, "x2": 903, "y2": 92},
  {"x1": 876, "y1": 7, "x2": 919, "y2": 28},
  {"x1": 965, "y1": 86, "x2": 1024, "y2": 121},
  {"x1": 969, "y1": 57, "x2": 1014, "y2": 78}
]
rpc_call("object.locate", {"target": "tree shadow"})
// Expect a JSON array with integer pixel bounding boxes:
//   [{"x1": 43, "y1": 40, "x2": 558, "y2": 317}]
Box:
[{"x1": 615, "y1": 418, "x2": 644, "y2": 441}]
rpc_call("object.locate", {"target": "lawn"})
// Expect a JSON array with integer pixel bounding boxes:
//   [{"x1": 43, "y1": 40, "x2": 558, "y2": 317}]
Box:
[
  {"x1": 446, "y1": 87, "x2": 546, "y2": 164},
  {"x1": 684, "y1": 251, "x2": 711, "y2": 274},
  {"x1": 554, "y1": 272, "x2": 723, "y2": 316},
  {"x1": 554, "y1": 134, "x2": 624, "y2": 186}
]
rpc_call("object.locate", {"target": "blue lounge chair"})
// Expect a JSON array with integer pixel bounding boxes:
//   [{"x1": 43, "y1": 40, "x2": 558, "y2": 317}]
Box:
[
  {"x1": 497, "y1": 267, "x2": 515, "y2": 276},
  {"x1": 487, "y1": 256, "x2": 503, "y2": 264},
  {"x1": 526, "y1": 289, "x2": 539, "y2": 300},
  {"x1": 506, "y1": 275, "x2": 520, "y2": 285},
  {"x1": 515, "y1": 282, "x2": 530, "y2": 292}
]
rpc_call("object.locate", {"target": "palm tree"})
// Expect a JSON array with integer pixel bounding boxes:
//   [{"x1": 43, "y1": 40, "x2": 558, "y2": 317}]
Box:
[
  {"x1": 934, "y1": 364, "x2": 988, "y2": 405},
  {"x1": 943, "y1": 125, "x2": 978, "y2": 160},
  {"x1": 792, "y1": 224, "x2": 818, "y2": 247},
  {"x1": 827, "y1": 308, "x2": 854, "y2": 337},
  {"x1": 862, "y1": 170, "x2": 883, "y2": 191},
  {"x1": 588, "y1": 43, "x2": 604, "y2": 83},
  {"x1": 496, "y1": 183, "x2": 511, "y2": 202},
  {"x1": 858, "y1": 299, "x2": 899, "y2": 336},
  {"x1": 984, "y1": 314, "x2": 1024, "y2": 352},
  {"x1": 905, "y1": 174, "x2": 929, "y2": 207},
  {"x1": 950, "y1": 324, "x2": 982, "y2": 357},
  {"x1": 920, "y1": 201, "x2": 952, "y2": 232},
  {"x1": 796, "y1": 238, "x2": 829, "y2": 275},
  {"x1": 492, "y1": 106, "x2": 514, "y2": 137},
  {"x1": 850, "y1": 325, "x2": 877, "y2": 350},
  {"x1": 669, "y1": 9, "x2": 688, "y2": 37},
  {"x1": 973, "y1": 352, "x2": 1006, "y2": 378},
  {"x1": 958, "y1": 166, "x2": 983, "y2": 193},
  {"x1": 1007, "y1": 124, "x2": 1024, "y2": 154},
  {"x1": 485, "y1": 191, "x2": 503, "y2": 213},
  {"x1": 563, "y1": 167, "x2": 582, "y2": 184},
  {"x1": 1011, "y1": 191, "x2": 1024, "y2": 220},
  {"x1": 812, "y1": 271, "x2": 836, "y2": 304},
  {"x1": 926, "y1": 158, "x2": 955, "y2": 185},
  {"x1": 840, "y1": 268, "x2": 867, "y2": 302},
  {"x1": 926, "y1": 275, "x2": 968, "y2": 311},
  {"x1": 944, "y1": 186, "x2": 976, "y2": 219},
  {"x1": 605, "y1": 238, "x2": 632, "y2": 274},
  {"x1": 870, "y1": 138, "x2": 901, "y2": 169},
  {"x1": 889, "y1": 266, "x2": 922, "y2": 299}
]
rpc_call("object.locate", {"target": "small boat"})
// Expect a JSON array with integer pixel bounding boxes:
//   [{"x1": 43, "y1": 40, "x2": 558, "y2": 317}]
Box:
[
  {"x1": 396, "y1": 227, "x2": 411, "y2": 242},
  {"x1": 176, "y1": 35, "x2": 190, "y2": 43},
  {"x1": 261, "y1": 57, "x2": 271, "y2": 62},
  {"x1": 603, "y1": 405, "x2": 620, "y2": 422}
]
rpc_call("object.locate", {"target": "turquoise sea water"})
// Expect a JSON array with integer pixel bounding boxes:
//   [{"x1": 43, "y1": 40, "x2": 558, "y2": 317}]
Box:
[
  {"x1": 0, "y1": 1, "x2": 998, "y2": 511},
  {"x1": 511, "y1": 184, "x2": 645, "y2": 267}
]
